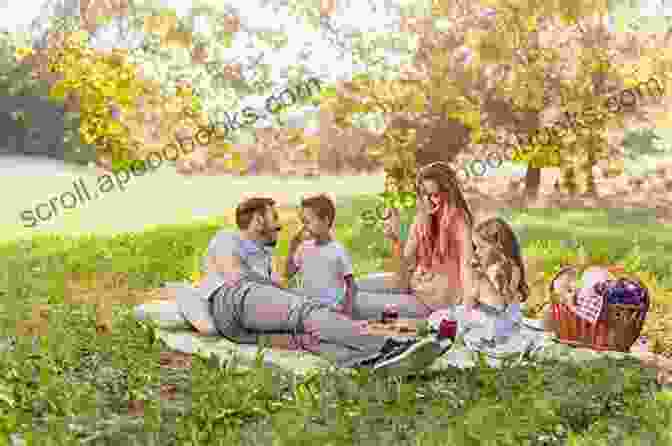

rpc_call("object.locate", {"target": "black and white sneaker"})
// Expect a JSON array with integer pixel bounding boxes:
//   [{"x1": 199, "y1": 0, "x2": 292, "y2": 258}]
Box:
[
  {"x1": 351, "y1": 337, "x2": 416, "y2": 369},
  {"x1": 372, "y1": 337, "x2": 444, "y2": 377}
]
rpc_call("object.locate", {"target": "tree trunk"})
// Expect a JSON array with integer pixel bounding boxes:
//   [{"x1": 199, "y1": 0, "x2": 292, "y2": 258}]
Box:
[
  {"x1": 524, "y1": 166, "x2": 541, "y2": 200},
  {"x1": 583, "y1": 159, "x2": 598, "y2": 197},
  {"x1": 561, "y1": 165, "x2": 579, "y2": 196}
]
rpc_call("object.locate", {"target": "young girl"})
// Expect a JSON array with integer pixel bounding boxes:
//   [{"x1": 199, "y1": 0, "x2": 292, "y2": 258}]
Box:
[
  {"x1": 286, "y1": 194, "x2": 357, "y2": 315},
  {"x1": 464, "y1": 217, "x2": 530, "y2": 340},
  {"x1": 468, "y1": 217, "x2": 530, "y2": 311}
]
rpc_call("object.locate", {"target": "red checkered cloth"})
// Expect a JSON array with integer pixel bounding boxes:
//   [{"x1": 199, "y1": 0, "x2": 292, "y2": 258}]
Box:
[
  {"x1": 574, "y1": 267, "x2": 612, "y2": 324},
  {"x1": 574, "y1": 290, "x2": 604, "y2": 324}
]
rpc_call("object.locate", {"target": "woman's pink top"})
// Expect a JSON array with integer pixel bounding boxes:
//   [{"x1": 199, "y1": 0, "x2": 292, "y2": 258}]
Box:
[{"x1": 409, "y1": 206, "x2": 469, "y2": 309}]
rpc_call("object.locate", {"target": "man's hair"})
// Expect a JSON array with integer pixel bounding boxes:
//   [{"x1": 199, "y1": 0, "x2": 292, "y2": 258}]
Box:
[
  {"x1": 301, "y1": 194, "x2": 336, "y2": 227},
  {"x1": 236, "y1": 197, "x2": 276, "y2": 230}
]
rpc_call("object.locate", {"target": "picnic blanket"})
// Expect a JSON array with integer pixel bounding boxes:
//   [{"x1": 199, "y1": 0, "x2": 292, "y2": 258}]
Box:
[{"x1": 135, "y1": 288, "x2": 639, "y2": 376}]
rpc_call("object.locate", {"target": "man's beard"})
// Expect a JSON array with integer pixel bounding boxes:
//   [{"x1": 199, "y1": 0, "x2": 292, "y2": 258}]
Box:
[{"x1": 260, "y1": 223, "x2": 280, "y2": 247}]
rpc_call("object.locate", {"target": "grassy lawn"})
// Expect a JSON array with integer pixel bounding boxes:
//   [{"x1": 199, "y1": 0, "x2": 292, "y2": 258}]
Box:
[
  {"x1": 1, "y1": 192, "x2": 672, "y2": 445},
  {"x1": 0, "y1": 164, "x2": 387, "y2": 243}
]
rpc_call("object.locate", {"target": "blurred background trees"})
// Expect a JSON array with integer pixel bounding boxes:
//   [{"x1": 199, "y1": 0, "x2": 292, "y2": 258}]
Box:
[
  {"x1": 322, "y1": 0, "x2": 672, "y2": 205},
  {"x1": 2, "y1": 0, "x2": 672, "y2": 185}
]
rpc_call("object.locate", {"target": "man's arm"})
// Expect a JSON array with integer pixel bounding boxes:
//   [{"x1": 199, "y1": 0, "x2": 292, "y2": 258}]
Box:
[{"x1": 342, "y1": 274, "x2": 356, "y2": 315}]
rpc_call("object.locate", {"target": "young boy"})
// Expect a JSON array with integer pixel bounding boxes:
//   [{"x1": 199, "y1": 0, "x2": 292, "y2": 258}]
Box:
[{"x1": 286, "y1": 194, "x2": 357, "y2": 315}]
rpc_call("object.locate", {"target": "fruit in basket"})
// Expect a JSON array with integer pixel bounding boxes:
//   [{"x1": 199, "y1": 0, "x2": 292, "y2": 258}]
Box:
[{"x1": 597, "y1": 279, "x2": 648, "y2": 305}]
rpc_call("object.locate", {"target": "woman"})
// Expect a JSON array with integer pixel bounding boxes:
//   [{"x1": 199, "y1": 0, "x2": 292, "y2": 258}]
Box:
[
  {"x1": 352, "y1": 162, "x2": 477, "y2": 319},
  {"x1": 355, "y1": 163, "x2": 545, "y2": 362}
]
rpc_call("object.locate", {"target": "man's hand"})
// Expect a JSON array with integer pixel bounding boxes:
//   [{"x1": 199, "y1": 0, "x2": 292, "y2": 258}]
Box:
[
  {"x1": 287, "y1": 227, "x2": 308, "y2": 278},
  {"x1": 289, "y1": 226, "x2": 307, "y2": 248},
  {"x1": 208, "y1": 255, "x2": 243, "y2": 287}
]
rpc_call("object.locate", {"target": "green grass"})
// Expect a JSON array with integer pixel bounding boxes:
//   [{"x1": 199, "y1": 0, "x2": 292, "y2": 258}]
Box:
[
  {"x1": 1, "y1": 194, "x2": 672, "y2": 445},
  {"x1": 0, "y1": 167, "x2": 387, "y2": 243}
]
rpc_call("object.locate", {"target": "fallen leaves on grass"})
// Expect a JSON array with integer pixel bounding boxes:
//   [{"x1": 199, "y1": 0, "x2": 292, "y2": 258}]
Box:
[
  {"x1": 127, "y1": 384, "x2": 180, "y2": 417},
  {"x1": 63, "y1": 271, "x2": 180, "y2": 335},
  {"x1": 127, "y1": 399, "x2": 145, "y2": 417},
  {"x1": 15, "y1": 304, "x2": 51, "y2": 337},
  {"x1": 159, "y1": 351, "x2": 192, "y2": 369},
  {"x1": 632, "y1": 347, "x2": 672, "y2": 385},
  {"x1": 160, "y1": 383, "x2": 179, "y2": 400}
]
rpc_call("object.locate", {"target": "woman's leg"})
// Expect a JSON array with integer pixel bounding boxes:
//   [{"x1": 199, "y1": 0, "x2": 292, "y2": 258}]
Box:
[
  {"x1": 353, "y1": 273, "x2": 445, "y2": 320},
  {"x1": 351, "y1": 290, "x2": 433, "y2": 320},
  {"x1": 356, "y1": 272, "x2": 408, "y2": 294}
]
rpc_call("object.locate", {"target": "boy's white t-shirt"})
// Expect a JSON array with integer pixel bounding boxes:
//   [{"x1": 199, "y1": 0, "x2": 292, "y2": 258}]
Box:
[{"x1": 294, "y1": 240, "x2": 353, "y2": 304}]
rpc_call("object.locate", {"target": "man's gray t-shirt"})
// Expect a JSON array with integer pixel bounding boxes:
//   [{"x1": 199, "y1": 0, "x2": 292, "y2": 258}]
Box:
[
  {"x1": 177, "y1": 230, "x2": 274, "y2": 342},
  {"x1": 198, "y1": 230, "x2": 275, "y2": 301}
]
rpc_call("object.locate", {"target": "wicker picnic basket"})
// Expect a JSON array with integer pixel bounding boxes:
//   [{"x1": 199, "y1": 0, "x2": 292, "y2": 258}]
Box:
[{"x1": 548, "y1": 267, "x2": 650, "y2": 352}]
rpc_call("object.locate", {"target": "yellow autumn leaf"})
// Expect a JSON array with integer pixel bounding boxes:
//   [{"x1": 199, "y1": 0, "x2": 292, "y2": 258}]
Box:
[
  {"x1": 190, "y1": 271, "x2": 203, "y2": 286},
  {"x1": 526, "y1": 14, "x2": 537, "y2": 32},
  {"x1": 431, "y1": 0, "x2": 450, "y2": 16},
  {"x1": 218, "y1": 153, "x2": 245, "y2": 171},
  {"x1": 49, "y1": 81, "x2": 69, "y2": 100},
  {"x1": 107, "y1": 120, "x2": 125, "y2": 135},
  {"x1": 162, "y1": 29, "x2": 192, "y2": 48},
  {"x1": 70, "y1": 30, "x2": 89, "y2": 44},
  {"x1": 143, "y1": 14, "x2": 177, "y2": 37},
  {"x1": 14, "y1": 47, "x2": 34, "y2": 61},
  {"x1": 100, "y1": 84, "x2": 117, "y2": 98},
  {"x1": 650, "y1": 111, "x2": 672, "y2": 127},
  {"x1": 303, "y1": 135, "x2": 321, "y2": 147},
  {"x1": 409, "y1": 92, "x2": 426, "y2": 112}
]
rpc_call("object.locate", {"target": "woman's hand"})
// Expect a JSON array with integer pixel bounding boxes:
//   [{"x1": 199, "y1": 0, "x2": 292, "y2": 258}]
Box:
[
  {"x1": 414, "y1": 195, "x2": 432, "y2": 227},
  {"x1": 413, "y1": 275, "x2": 448, "y2": 309},
  {"x1": 414, "y1": 272, "x2": 463, "y2": 309},
  {"x1": 382, "y1": 207, "x2": 401, "y2": 242}
]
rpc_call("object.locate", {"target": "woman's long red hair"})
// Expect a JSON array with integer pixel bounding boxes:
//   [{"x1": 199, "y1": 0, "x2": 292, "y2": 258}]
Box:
[{"x1": 413, "y1": 162, "x2": 474, "y2": 290}]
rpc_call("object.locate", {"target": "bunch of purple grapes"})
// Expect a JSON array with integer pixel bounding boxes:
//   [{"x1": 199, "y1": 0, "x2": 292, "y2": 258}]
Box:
[{"x1": 594, "y1": 278, "x2": 649, "y2": 306}]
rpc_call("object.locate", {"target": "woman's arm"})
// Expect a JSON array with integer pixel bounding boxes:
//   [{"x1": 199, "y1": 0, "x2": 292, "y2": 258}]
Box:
[
  {"x1": 509, "y1": 263, "x2": 522, "y2": 303},
  {"x1": 396, "y1": 224, "x2": 417, "y2": 290},
  {"x1": 403, "y1": 222, "x2": 419, "y2": 261},
  {"x1": 420, "y1": 213, "x2": 477, "y2": 308}
]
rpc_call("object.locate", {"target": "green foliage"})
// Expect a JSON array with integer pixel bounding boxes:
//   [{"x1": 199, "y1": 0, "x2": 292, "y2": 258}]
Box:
[
  {"x1": 622, "y1": 128, "x2": 669, "y2": 160},
  {"x1": 377, "y1": 190, "x2": 416, "y2": 212}
]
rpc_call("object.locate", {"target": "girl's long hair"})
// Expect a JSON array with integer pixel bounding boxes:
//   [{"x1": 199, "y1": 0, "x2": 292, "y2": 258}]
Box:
[
  {"x1": 416, "y1": 162, "x2": 474, "y2": 227},
  {"x1": 473, "y1": 217, "x2": 530, "y2": 303}
]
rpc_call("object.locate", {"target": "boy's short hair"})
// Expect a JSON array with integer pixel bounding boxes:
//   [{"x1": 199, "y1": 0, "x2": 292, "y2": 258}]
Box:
[
  {"x1": 236, "y1": 197, "x2": 276, "y2": 230},
  {"x1": 301, "y1": 194, "x2": 336, "y2": 227}
]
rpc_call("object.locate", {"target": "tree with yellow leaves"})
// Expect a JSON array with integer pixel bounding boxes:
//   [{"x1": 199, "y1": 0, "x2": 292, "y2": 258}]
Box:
[
  {"x1": 323, "y1": 0, "x2": 672, "y2": 203},
  {"x1": 45, "y1": 30, "x2": 157, "y2": 168}
]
